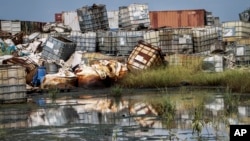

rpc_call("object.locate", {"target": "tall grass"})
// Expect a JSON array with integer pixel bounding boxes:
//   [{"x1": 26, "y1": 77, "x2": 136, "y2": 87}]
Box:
[{"x1": 118, "y1": 66, "x2": 250, "y2": 93}]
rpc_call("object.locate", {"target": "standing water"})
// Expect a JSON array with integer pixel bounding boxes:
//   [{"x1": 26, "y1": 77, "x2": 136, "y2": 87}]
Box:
[{"x1": 0, "y1": 87, "x2": 249, "y2": 141}]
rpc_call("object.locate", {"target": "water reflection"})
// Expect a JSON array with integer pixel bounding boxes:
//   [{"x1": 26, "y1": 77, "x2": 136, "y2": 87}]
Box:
[{"x1": 0, "y1": 90, "x2": 249, "y2": 140}]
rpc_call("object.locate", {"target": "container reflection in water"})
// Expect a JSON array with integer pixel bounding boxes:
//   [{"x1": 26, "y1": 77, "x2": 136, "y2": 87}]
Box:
[{"x1": 1, "y1": 89, "x2": 249, "y2": 141}]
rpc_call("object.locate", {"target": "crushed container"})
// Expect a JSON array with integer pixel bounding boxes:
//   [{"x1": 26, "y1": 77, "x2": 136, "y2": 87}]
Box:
[
  {"x1": 41, "y1": 36, "x2": 76, "y2": 62},
  {"x1": 127, "y1": 40, "x2": 164, "y2": 71}
]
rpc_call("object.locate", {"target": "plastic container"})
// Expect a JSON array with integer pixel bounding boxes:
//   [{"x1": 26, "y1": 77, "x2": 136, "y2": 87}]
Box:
[
  {"x1": 41, "y1": 36, "x2": 76, "y2": 62},
  {"x1": 119, "y1": 3, "x2": 150, "y2": 30},
  {"x1": 116, "y1": 30, "x2": 145, "y2": 56},
  {"x1": 0, "y1": 65, "x2": 27, "y2": 104},
  {"x1": 70, "y1": 31, "x2": 96, "y2": 52},
  {"x1": 192, "y1": 26, "x2": 219, "y2": 53},
  {"x1": 159, "y1": 28, "x2": 193, "y2": 54},
  {"x1": 77, "y1": 4, "x2": 109, "y2": 32},
  {"x1": 97, "y1": 31, "x2": 117, "y2": 55}
]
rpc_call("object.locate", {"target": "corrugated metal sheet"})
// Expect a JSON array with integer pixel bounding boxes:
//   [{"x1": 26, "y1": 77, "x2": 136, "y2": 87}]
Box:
[
  {"x1": 55, "y1": 13, "x2": 63, "y2": 23},
  {"x1": 62, "y1": 11, "x2": 81, "y2": 31},
  {"x1": 149, "y1": 9, "x2": 206, "y2": 28}
]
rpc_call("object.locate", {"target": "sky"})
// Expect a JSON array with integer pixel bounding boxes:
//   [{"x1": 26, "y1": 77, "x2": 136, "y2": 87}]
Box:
[{"x1": 0, "y1": 0, "x2": 249, "y2": 23}]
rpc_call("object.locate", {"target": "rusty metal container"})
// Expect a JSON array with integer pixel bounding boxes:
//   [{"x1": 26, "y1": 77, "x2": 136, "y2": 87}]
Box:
[
  {"x1": 0, "y1": 65, "x2": 27, "y2": 104},
  {"x1": 55, "y1": 13, "x2": 63, "y2": 23},
  {"x1": 149, "y1": 9, "x2": 206, "y2": 28},
  {"x1": 41, "y1": 76, "x2": 77, "y2": 90},
  {"x1": 127, "y1": 40, "x2": 164, "y2": 70}
]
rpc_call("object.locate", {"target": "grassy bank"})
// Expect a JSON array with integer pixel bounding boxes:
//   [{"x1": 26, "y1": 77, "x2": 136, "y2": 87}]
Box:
[{"x1": 118, "y1": 66, "x2": 250, "y2": 93}]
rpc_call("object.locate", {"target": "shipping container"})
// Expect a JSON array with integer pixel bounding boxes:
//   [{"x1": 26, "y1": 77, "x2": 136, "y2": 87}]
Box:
[
  {"x1": 55, "y1": 13, "x2": 63, "y2": 23},
  {"x1": 107, "y1": 10, "x2": 119, "y2": 29},
  {"x1": 119, "y1": 3, "x2": 150, "y2": 30},
  {"x1": 70, "y1": 31, "x2": 97, "y2": 52},
  {"x1": 1, "y1": 20, "x2": 21, "y2": 35},
  {"x1": 77, "y1": 4, "x2": 109, "y2": 32},
  {"x1": 127, "y1": 40, "x2": 164, "y2": 71},
  {"x1": 149, "y1": 9, "x2": 206, "y2": 28},
  {"x1": 0, "y1": 65, "x2": 27, "y2": 104},
  {"x1": 62, "y1": 11, "x2": 81, "y2": 31},
  {"x1": 41, "y1": 36, "x2": 76, "y2": 62},
  {"x1": 222, "y1": 21, "x2": 250, "y2": 39}
]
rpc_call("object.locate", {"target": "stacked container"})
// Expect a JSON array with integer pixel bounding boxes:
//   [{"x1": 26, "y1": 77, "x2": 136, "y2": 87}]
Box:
[
  {"x1": 107, "y1": 11, "x2": 119, "y2": 29},
  {"x1": 143, "y1": 30, "x2": 160, "y2": 47},
  {"x1": 97, "y1": 31, "x2": 117, "y2": 55},
  {"x1": 159, "y1": 28, "x2": 193, "y2": 55},
  {"x1": 116, "y1": 30, "x2": 145, "y2": 56},
  {"x1": 234, "y1": 45, "x2": 250, "y2": 66},
  {"x1": 238, "y1": 38, "x2": 250, "y2": 46},
  {"x1": 77, "y1": 4, "x2": 109, "y2": 32},
  {"x1": 0, "y1": 65, "x2": 27, "y2": 104},
  {"x1": 62, "y1": 11, "x2": 81, "y2": 31},
  {"x1": 222, "y1": 21, "x2": 250, "y2": 42},
  {"x1": 41, "y1": 36, "x2": 76, "y2": 62},
  {"x1": 70, "y1": 31, "x2": 96, "y2": 52},
  {"x1": 192, "y1": 26, "x2": 219, "y2": 54},
  {"x1": 239, "y1": 9, "x2": 250, "y2": 22},
  {"x1": 127, "y1": 41, "x2": 164, "y2": 70},
  {"x1": 1, "y1": 21, "x2": 21, "y2": 35},
  {"x1": 119, "y1": 3, "x2": 150, "y2": 30}
]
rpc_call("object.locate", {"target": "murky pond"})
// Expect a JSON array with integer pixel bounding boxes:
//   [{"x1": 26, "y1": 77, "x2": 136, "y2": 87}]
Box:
[{"x1": 0, "y1": 87, "x2": 250, "y2": 141}]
